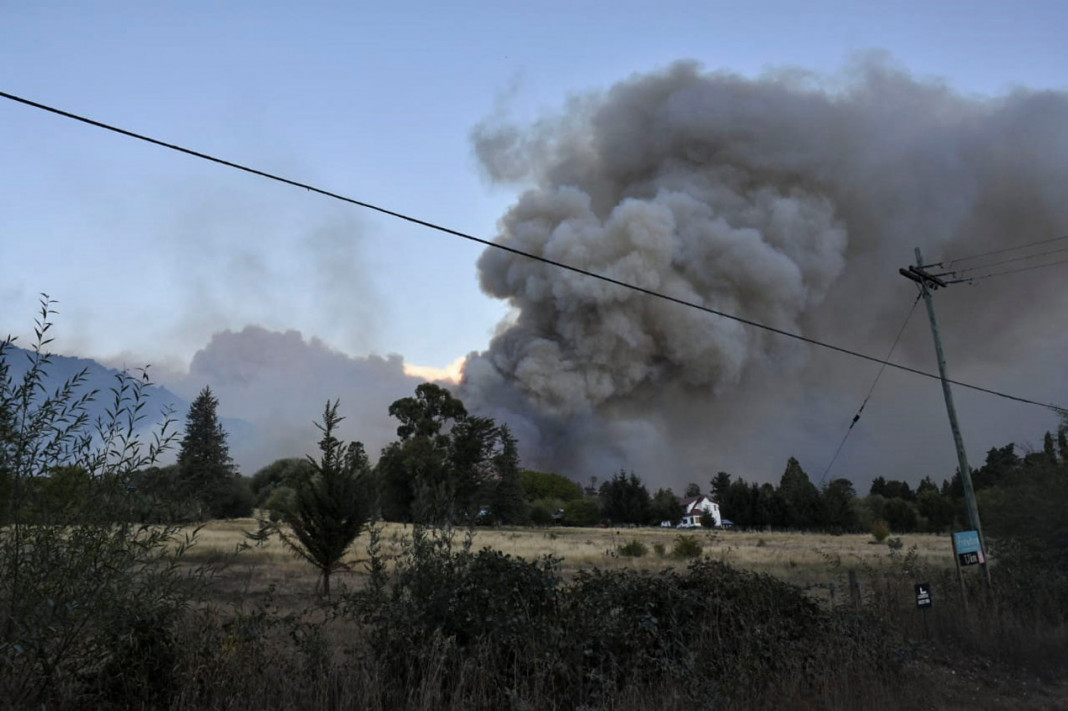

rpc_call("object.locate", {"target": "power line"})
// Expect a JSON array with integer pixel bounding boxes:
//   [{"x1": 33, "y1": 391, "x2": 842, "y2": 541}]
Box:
[
  {"x1": 961, "y1": 257, "x2": 1068, "y2": 284},
  {"x1": 818, "y1": 291, "x2": 921, "y2": 486},
  {"x1": 940, "y1": 234, "x2": 1068, "y2": 268},
  {"x1": 954, "y1": 246, "x2": 1068, "y2": 275},
  {"x1": 2, "y1": 89, "x2": 1064, "y2": 416}
]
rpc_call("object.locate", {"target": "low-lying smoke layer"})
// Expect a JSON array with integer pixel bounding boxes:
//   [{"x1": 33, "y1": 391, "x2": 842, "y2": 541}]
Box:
[
  {"x1": 172, "y1": 326, "x2": 423, "y2": 474},
  {"x1": 462, "y1": 58, "x2": 1068, "y2": 486}
]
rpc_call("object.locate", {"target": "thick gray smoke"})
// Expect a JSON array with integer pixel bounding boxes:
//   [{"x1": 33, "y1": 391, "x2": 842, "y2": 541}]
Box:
[
  {"x1": 169, "y1": 326, "x2": 424, "y2": 474},
  {"x1": 463, "y1": 58, "x2": 1068, "y2": 489}
]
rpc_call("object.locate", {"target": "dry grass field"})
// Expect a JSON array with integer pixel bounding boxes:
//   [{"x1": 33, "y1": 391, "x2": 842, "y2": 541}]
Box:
[
  {"x1": 9, "y1": 517, "x2": 1061, "y2": 710},
  {"x1": 179, "y1": 522, "x2": 1068, "y2": 709},
  {"x1": 188, "y1": 518, "x2": 956, "y2": 605}
]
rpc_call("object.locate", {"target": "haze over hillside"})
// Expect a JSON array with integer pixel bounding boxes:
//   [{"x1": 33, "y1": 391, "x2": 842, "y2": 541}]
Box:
[{"x1": 4, "y1": 346, "x2": 252, "y2": 467}]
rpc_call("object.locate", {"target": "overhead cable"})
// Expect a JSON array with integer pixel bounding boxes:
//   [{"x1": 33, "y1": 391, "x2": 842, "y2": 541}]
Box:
[
  {"x1": 953, "y1": 246, "x2": 1068, "y2": 275},
  {"x1": 941, "y1": 234, "x2": 1068, "y2": 268},
  {"x1": 817, "y1": 291, "x2": 922, "y2": 486},
  {"x1": 963, "y1": 257, "x2": 1068, "y2": 283},
  {"x1": 2, "y1": 89, "x2": 1064, "y2": 415}
]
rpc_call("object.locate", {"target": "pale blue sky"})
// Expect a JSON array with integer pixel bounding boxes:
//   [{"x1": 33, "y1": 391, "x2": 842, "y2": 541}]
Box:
[
  {"x1": 3, "y1": 1, "x2": 1064, "y2": 371},
  {"x1": 4, "y1": 2, "x2": 1068, "y2": 485}
]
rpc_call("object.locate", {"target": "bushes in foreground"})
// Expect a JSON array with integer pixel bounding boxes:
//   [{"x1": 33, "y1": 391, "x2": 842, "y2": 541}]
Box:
[
  {"x1": 163, "y1": 525, "x2": 892, "y2": 711},
  {"x1": 8, "y1": 517, "x2": 889, "y2": 710},
  {"x1": 172, "y1": 524, "x2": 1068, "y2": 711},
  {"x1": 16, "y1": 521, "x2": 1068, "y2": 711},
  {"x1": 0, "y1": 301, "x2": 208, "y2": 710}
]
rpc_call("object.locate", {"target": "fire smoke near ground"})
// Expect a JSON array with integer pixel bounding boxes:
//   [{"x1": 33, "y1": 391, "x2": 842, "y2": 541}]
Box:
[{"x1": 461, "y1": 59, "x2": 1068, "y2": 485}]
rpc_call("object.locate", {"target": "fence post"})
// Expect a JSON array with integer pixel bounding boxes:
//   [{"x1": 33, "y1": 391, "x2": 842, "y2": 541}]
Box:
[{"x1": 848, "y1": 570, "x2": 861, "y2": 610}]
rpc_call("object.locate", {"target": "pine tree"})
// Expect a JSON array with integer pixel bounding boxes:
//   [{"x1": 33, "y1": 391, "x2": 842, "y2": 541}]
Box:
[
  {"x1": 488, "y1": 426, "x2": 529, "y2": 525},
  {"x1": 779, "y1": 457, "x2": 822, "y2": 529},
  {"x1": 1057, "y1": 425, "x2": 1067, "y2": 465},
  {"x1": 650, "y1": 487, "x2": 682, "y2": 525},
  {"x1": 598, "y1": 471, "x2": 651, "y2": 525},
  {"x1": 276, "y1": 400, "x2": 373, "y2": 597},
  {"x1": 1044, "y1": 432, "x2": 1057, "y2": 466},
  {"x1": 177, "y1": 386, "x2": 237, "y2": 519},
  {"x1": 822, "y1": 478, "x2": 859, "y2": 532},
  {"x1": 710, "y1": 471, "x2": 732, "y2": 502}
]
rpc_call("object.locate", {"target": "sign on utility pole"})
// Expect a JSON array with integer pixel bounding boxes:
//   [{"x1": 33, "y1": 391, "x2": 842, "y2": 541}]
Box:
[
  {"x1": 899, "y1": 249, "x2": 991, "y2": 585},
  {"x1": 953, "y1": 530, "x2": 984, "y2": 567}
]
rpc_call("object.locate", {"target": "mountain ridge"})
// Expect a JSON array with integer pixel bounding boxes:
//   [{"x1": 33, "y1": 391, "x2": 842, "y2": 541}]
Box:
[{"x1": 2, "y1": 344, "x2": 253, "y2": 468}]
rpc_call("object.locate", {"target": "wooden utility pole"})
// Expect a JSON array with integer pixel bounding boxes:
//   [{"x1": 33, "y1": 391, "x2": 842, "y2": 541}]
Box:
[{"x1": 899, "y1": 248, "x2": 990, "y2": 583}]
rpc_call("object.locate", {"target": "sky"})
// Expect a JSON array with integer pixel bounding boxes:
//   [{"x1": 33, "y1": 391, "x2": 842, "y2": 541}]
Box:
[{"x1": 2, "y1": 2, "x2": 1067, "y2": 489}]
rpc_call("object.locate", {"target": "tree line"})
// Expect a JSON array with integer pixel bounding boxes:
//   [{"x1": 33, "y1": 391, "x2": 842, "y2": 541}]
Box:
[
  {"x1": 130, "y1": 377, "x2": 1068, "y2": 594},
  {"x1": 19, "y1": 374, "x2": 1060, "y2": 546}
]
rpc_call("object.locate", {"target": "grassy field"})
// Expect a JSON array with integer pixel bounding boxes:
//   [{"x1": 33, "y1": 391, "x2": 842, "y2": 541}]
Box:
[
  {"x1": 179, "y1": 520, "x2": 1068, "y2": 709},
  {"x1": 9, "y1": 517, "x2": 1062, "y2": 709},
  {"x1": 190, "y1": 518, "x2": 956, "y2": 605}
]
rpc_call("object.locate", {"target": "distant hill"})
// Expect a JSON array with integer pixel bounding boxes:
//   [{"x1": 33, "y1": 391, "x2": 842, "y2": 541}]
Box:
[{"x1": 2, "y1": 345, "x2": 252, "y2": 464}]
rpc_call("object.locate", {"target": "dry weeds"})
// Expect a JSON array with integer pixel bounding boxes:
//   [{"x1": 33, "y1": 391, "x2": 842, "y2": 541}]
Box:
[{"x1": 188, "y1": 519, "x2": 956, "y2": 604}]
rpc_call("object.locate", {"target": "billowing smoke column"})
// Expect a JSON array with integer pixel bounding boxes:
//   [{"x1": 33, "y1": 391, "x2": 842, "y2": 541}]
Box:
[{"x1": 461, "y1": 59, "x2": 1068, "y2": 485}]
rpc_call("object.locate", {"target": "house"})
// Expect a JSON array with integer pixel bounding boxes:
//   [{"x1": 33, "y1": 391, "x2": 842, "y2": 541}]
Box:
[{"x1": 677, "y1": 495, "x2": 722, "y2": 528}]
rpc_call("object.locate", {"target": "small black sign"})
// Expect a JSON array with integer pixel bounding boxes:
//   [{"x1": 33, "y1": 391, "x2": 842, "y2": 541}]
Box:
[
  {"x1": 958, "y1": 551, "x2": 980, "y2": 567},
  {"x1": 915, "y1": 582, "x2": 932, "y2": 609}
]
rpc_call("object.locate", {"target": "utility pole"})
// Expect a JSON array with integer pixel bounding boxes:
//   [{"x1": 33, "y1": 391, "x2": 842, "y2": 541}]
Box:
[{"x1": 899, "y1": 248, "x2": 990, "y2": 582}]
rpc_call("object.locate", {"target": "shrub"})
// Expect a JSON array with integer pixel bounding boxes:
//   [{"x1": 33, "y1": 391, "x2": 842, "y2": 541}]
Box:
[
  {"x1": 0, "y1": 298, "x2": 204, "y2": 708},
  {"x1": 653, "y1": 542, "x2": 666, "y2": 557},
  {"x1": 249, "y1": 457, "x2": 314, "y2": 507},
  {"x1": 351, "y1": 525, "x2": 562, "y2": 704},
  {"x1": 882, "y1": 497, "x2": 918, "y2": 532},
  {"x1": 153, "y1": 526, "x2": 902, "y2": 711},
  {"x1": 671, "y1": 534, "x2": 703, "y2": 559},
  {"x1": 618, "y1": 539, "x2": 648, "y2": 557},
  {"x1": 562, "y1": 567, "x2": 702, "y2": 691},
  {"x1": 129, "y1": 465, "x2": 201, "y2": 522},
  {"x1": 521, "y1": 469, "x2": 584, "y2": 502},
  {"x1": 263, "y1": 485, "x2": 296, "y2": 522},
  {"x1": 342, "y1": 524, "x2": 890, "y2": 709},
  {"x1": 562, "y1": 498, "x2": 601, "y2": 526},
  {"x1": 529, "y1": 498, "x2": 559, "y2": 526},
  {"x1": 210, "y1": 474, "x2": 256, "y2": 519},
  {"x1": 871, "y1": 519, "x2": 891, "y2": 543},
  {"x1": 886, "y1": 536, "x2": 904, "y2": 551}
]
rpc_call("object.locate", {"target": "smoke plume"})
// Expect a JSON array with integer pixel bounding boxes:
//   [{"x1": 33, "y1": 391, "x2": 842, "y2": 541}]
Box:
[
  {"x1": 462, "y1": 58, "x2": 1068, "y2": 488},
  {"x1": 170, "y1": 326, "x2": 424, "y2": 474}
]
